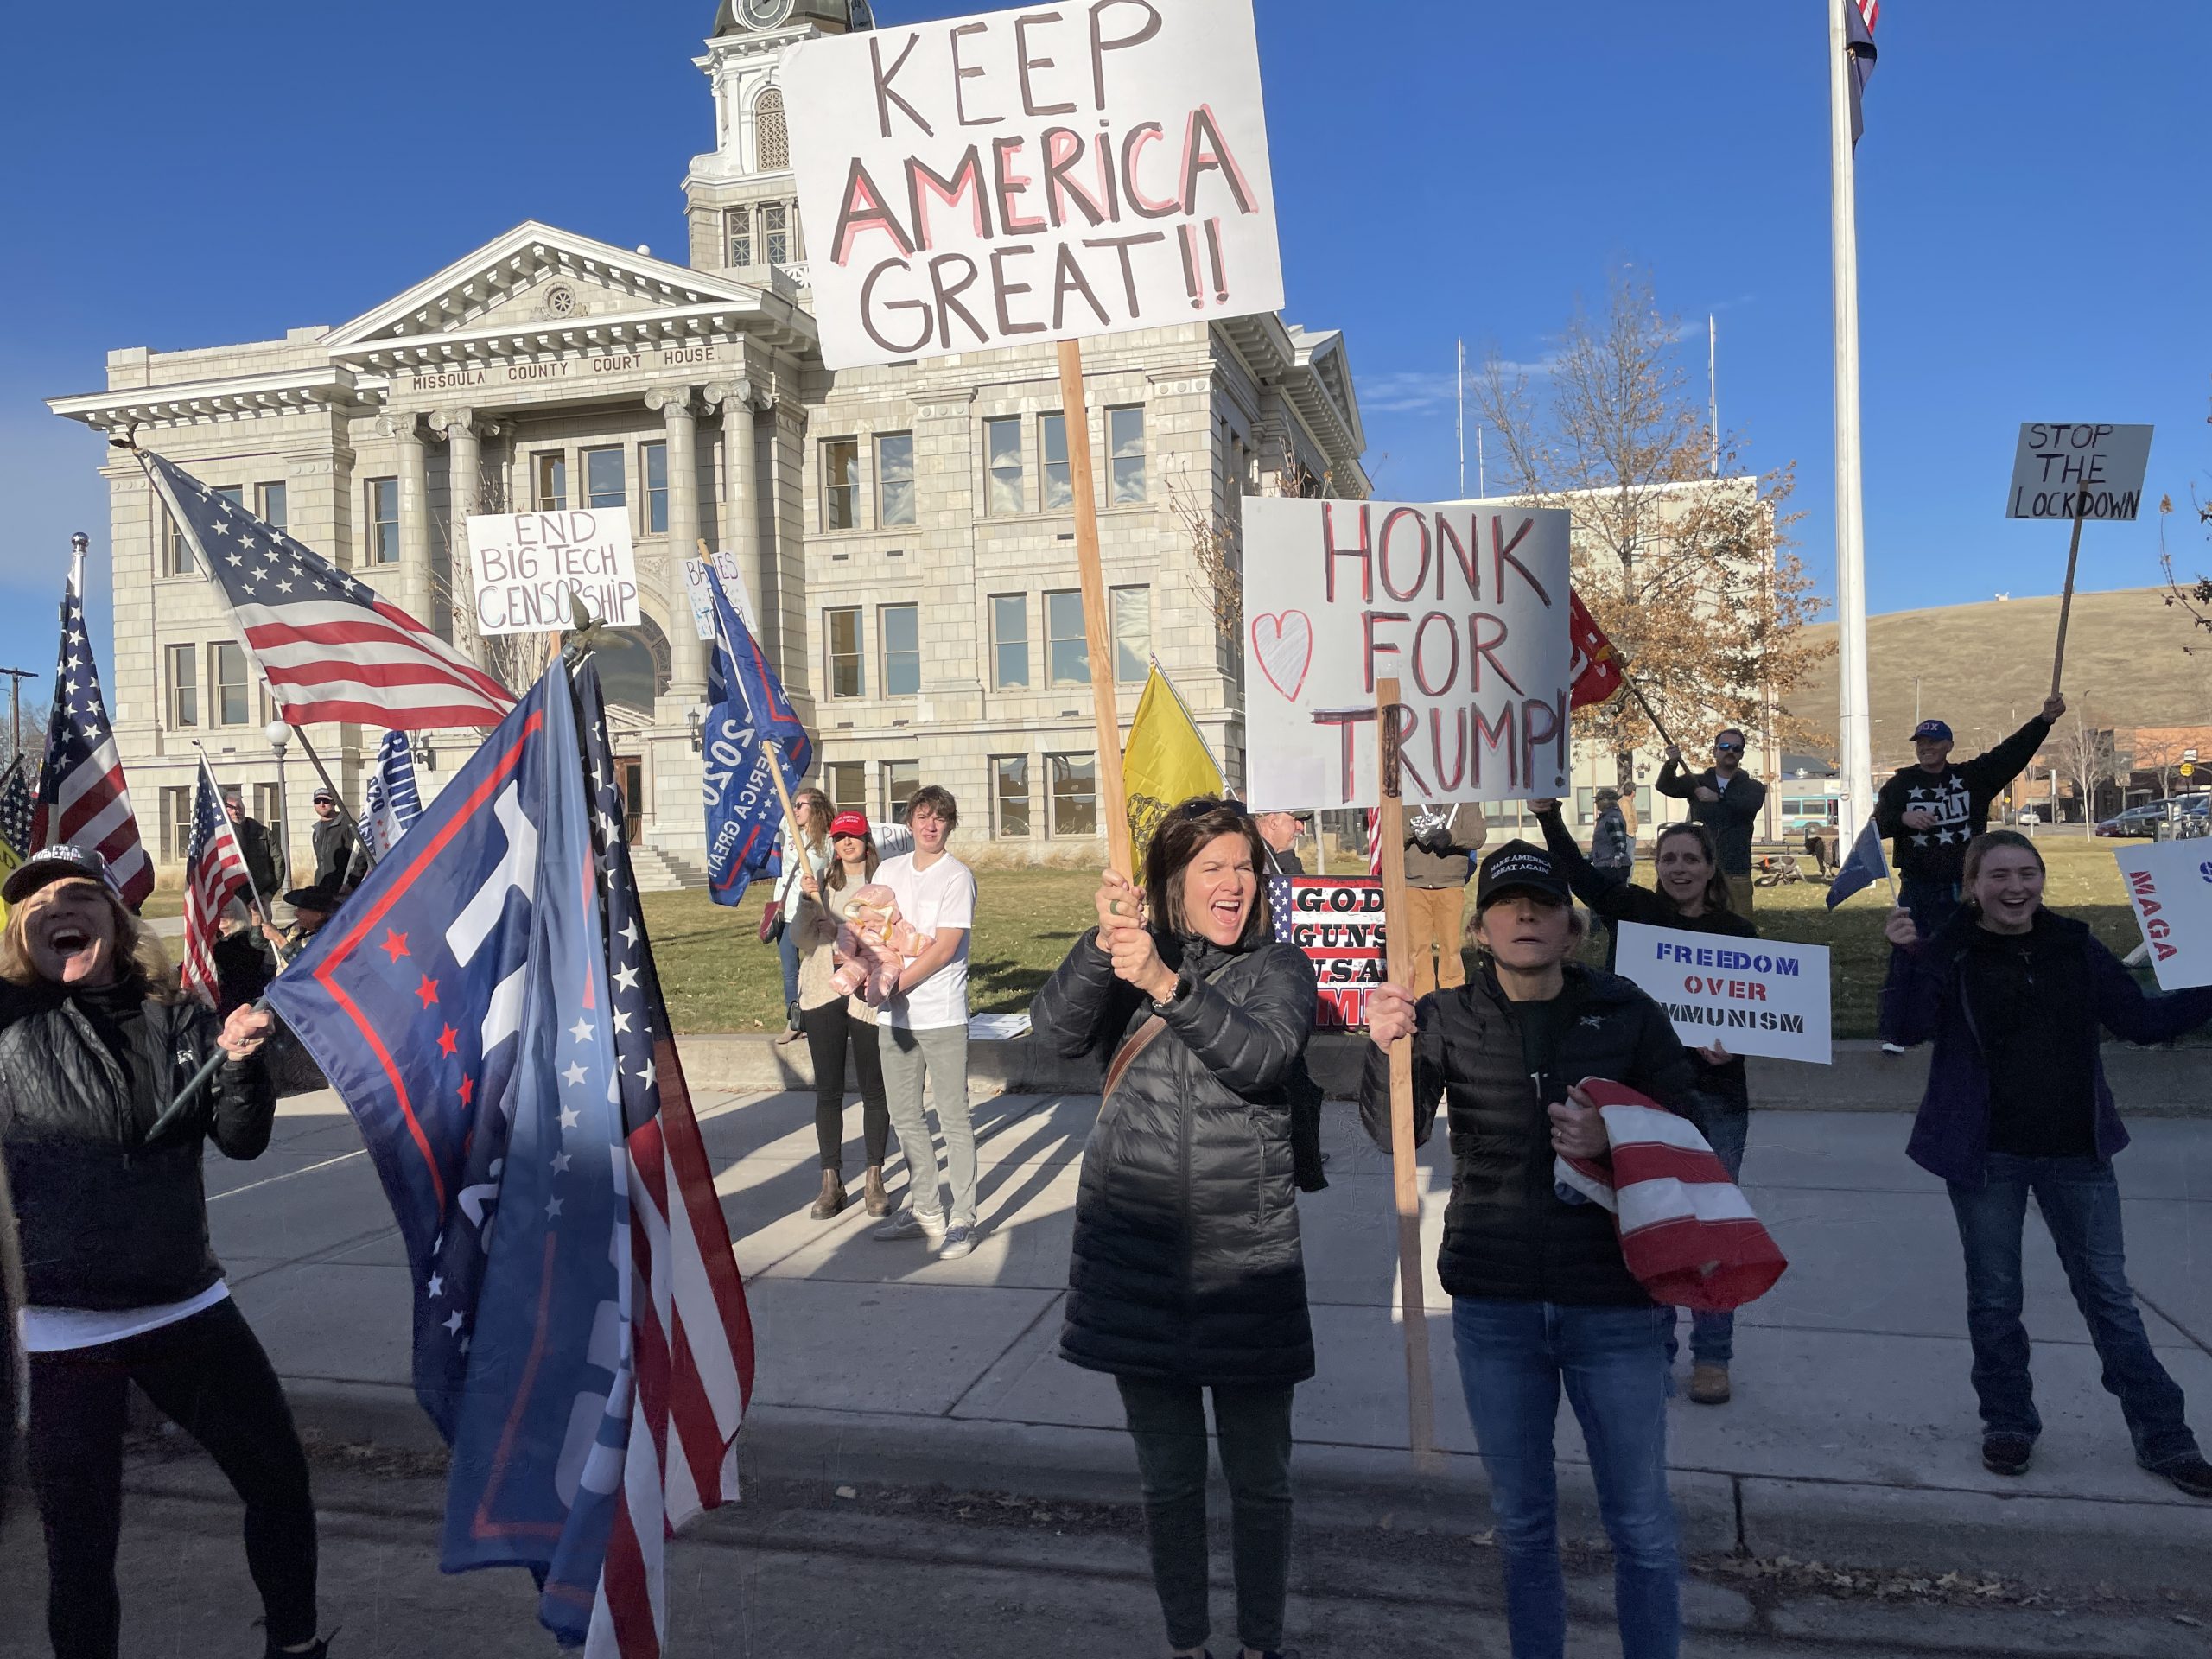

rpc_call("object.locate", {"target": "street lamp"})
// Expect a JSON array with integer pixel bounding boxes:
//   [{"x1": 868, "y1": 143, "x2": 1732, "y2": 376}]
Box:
[
  {"x1": 686, "y1": 703, "x2": 704, "y2": 754},
  {"x1": 265, "y1": 719, "x2": 295, "y2": 889}
]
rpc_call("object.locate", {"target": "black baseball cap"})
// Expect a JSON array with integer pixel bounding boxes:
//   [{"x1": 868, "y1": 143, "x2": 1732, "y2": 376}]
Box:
[
  {"x1": 1474, "y1": 839, "x2": 1573, "y2": 912},
  {"x1": 283, "y1": 882, "x2": 345, "y2": 912},
  {"x1": 3, "y1": 844, "x2": 125, "y2": 906}
]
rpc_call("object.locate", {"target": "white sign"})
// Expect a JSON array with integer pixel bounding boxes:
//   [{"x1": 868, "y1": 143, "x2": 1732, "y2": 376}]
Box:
[
  {"x1": 1239, "y1": 498, "x2": 1573, "y2": 810},
  {"x1": 1611, "y1": 922, "x2": 1833, "y2": 1065},
  {"x1": 780, "y1": 0, "x2": 1283, "y2": 371},
  {"x1": 2005, "y1": 423, "x2": 2153, "y2": 521},
  {"x1": 683, "y1": 550, "x2": 760, "y2": 641},
  {"x1": 2114, "y1": 840, "x2": 2212, "y2": 991},
  {"x1": 467, "y1": 511, "x2": 640, "y2": 636}
]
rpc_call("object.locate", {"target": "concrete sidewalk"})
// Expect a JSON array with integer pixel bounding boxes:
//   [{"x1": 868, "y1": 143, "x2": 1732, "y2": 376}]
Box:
[{"x1": 209, "y1": 1089, "x2": 2212, "y2": 1592}]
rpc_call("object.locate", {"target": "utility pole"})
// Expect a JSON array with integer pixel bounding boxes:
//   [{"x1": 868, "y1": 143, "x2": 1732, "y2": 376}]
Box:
[
  {"x1": 0, "y1": 666, "x2": 37, "y2": 773},
  {"x1": 1456, "y1": 339, "x2": 1466, "y2": 498},
  {"x1": 1708, "y1": 313, "x2": 1720, "y2": 477}
]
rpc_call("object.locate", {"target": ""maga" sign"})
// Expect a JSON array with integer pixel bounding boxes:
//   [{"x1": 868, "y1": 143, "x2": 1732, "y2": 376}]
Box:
[{"x1": 2113, "y1": 840, "x2": 2212, "y2": 991}]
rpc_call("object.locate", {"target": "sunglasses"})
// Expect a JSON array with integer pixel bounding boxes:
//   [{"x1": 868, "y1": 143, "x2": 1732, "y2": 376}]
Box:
[{"x1": 1714, "y1": 742, "x2": 1745, "y2": 753}]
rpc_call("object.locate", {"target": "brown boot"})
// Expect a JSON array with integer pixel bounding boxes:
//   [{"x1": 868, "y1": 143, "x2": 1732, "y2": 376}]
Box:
[
  {"x1": 862, "y1": 1165, "x2": 891, "y2": 1217},
  {"x1": 1689, "y1": 1363, "x2": 1732, "y2": 1405},
  {"x1": 810, "y1": 1169, "x2": 846, "y2": 1220}
]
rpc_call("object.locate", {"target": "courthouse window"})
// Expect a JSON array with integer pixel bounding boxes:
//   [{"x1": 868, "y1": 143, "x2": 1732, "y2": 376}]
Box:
[
  {"x1": 257, "y1": 481, "x2": 287, "y2": 532},
  {"x1": 533, "y1": 453, "x2": 567, "y2": 512},
  {"x1": 994, "y1": 755, "x2": 1031, "y2": 838},
  {"x1": 643, "y1": 442, "x2": 669, "y2": 534},
  {"x1": 1046, "y1": 590, "x2": 1087, "y2": 685},
  {"x1": 883, "y1": 760, "x2": 918, "y2": 823},
  {"x1": 1040, "y1": 412, "x2": 1072, "y2": 511},
  {"x1": 821, "y1": 438, "x2": 859, "y2": 530},
  {"x1": 162, "y1": 512, "x2": 195, "y2": 577},
  {"x1": 824, "y1": 607, "x2": 863, "y2": 698},
  {"x1": 367, "y1": 478, "x2": 401, "y2": 565},
  {"x1": 877, "y1": 432, "x2": 916, "y2": 527},
  {"x1": 754, "y1": 89, "x2": 790, "y2": 170},
  {"x1": 880, "y1": 604, "x2": 920, "y2": 696},
  {"x1": 584, "y1": 447, "x2": 626, "y2": 510},
  {"x1": 161, "y1": 787, "x2": 194, "y2": 863},
  {"x1": 1109, "y1": 406, "x2": 1147, "y2": 505},
  {"x1": 985, "y1": 417, "x2": 1025, "y2": 516},
  {"x1": 990, "y1": 594, "x2": 1030, "y2": 689},
  {"x1": 825, "y1": 762, "x2": 866, "y2": 817},
  {"x1": 760, "y1": 200, "x2": 797, "y2": 264},
  {"x1": 726, "y1": 206, "x2": 753, "y2": 267},
  {"x1": 213, "y1": 642, "x2": 250, "y2": 727},
  {"x1": 1050, "y1": 753, "x2": 1098, "y2": 837},
  {"x1": 165, "y1": 644, "x2": 198, "y2": 728},
  {"x1": 1111, "y1": 585, "x2": 1150, "y2": 683}
]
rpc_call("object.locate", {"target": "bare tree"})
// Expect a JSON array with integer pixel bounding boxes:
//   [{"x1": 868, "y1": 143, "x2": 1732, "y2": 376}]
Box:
[
  {"x1": 1471, "y1": 271, "x2": 1829, "y2": 813},
  {"x1": 1166, "y1": 438, "x2": 1337, "y2": 695},
  {"x1": 429, "y1": 465, "x2": 540, "y2": 696},
  {"x1": 2054, "y1": 713, "x2": 2117, "y2": 836},
  {"x1": 2159, "y1": 485, "x2": 2212, "y2": 651}
]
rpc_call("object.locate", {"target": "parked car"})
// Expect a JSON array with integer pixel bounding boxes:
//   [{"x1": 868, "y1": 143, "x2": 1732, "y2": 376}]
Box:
[
  {"x1": 2012, "y1": 808, "x2": 2043, "y2": 826},
  {"x1": 2096, "y1": 803, "x2": 2170, "y2": 838}
]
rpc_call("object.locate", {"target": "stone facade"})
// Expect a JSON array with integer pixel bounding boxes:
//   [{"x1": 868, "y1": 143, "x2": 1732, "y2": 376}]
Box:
[{"x1": 48, "y1": 3, "x2": 1367, "y2": 877}]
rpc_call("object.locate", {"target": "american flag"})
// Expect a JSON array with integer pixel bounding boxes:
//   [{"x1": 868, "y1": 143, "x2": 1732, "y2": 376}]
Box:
[
  {"x1": 1846, "y1": 0, "x2": 1878, "y2": 147},
  {"x1": 181, "y1": 758, "x2": 255, "y2": 1008},
  {"x1": 0, "y1": 758, "x2": 35, "y2": 858},
  {"x1": 575, "y1": 664, "x2": 754, "y2": 1657},
  {"x1": 138, "y1": 450, "x2": 513, "y2": 730},
  {"x1": 33, "y1": 546, "x2": 152, "y2": 908}
]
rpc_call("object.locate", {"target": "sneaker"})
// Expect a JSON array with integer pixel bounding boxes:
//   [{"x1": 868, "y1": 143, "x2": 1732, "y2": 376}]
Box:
[
  {"x1": 1982, "y1": 1433, "x2": 2034, "y2": 1477},
  {"x1": 1880, "y1": 1042, "x2": 1908, "y2": 1056},
  {"x1": 2156, "y1": 1454, "x2": 2212, "y2": 1499},
  {"x1": 1688, "y1": 1363, "x2": 1732, "y2": 1406},
  {"x1": 937, "y1": 1223, "x2": 977, "y2": 1259},
  {"x1": 873, "y1": 1207, "x2": 945, "y2": 1243}
]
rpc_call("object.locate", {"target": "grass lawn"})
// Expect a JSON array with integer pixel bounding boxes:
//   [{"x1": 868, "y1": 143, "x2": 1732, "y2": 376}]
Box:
[{"x1": 638, "y1": 834, "x2": 2150, "y2": 1039}]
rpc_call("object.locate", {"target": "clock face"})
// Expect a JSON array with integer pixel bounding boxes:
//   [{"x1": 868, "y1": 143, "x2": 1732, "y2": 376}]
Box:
[{"x1": 743, "y1": 0, "x2": 795, "y2": 27}]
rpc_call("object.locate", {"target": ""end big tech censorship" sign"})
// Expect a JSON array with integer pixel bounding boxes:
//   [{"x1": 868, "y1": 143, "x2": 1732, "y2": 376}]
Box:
[
  {"x1": 467, "y1": 511, "x2": 641, "y2": 636},
  {"x1": 781, "y1": 0, "x2": 1283, "y2": 370}
]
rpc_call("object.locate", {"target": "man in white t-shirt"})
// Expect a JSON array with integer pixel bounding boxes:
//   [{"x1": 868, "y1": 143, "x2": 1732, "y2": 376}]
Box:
[{"x1": 870, "y1": 785, "x2": 982, "y2": 1258}]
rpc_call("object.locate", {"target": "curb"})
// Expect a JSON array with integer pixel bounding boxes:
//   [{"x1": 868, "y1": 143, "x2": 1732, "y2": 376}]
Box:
[{"x1": 282, "y1": 1382, "x2": 2212, "y2": 1597}]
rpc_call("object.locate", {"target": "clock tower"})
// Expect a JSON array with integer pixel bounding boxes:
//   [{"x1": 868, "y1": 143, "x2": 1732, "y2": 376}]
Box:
[{"x1": 685, "y1": 0, "x2": 871, "y2": 282}]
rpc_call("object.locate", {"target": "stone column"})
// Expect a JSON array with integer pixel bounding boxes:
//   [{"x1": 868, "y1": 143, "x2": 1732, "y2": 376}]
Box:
[
  {"x1": 429, "y1": 409, "x2": 489, "y2": 645},
  {"x1": 704, "y1": 377, "x2": 765, "y2": 635},
  {"x1": 385, "y1": 414, "x2": 434, "y2": 627},
  {"x1": 647, "y1": 386, "x2": 706, "y2": 695}
]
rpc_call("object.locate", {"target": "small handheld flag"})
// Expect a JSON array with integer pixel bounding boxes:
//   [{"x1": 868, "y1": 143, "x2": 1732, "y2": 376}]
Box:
[
  {"x1": 1568, "y1": 590, "x2": 1626, "y2": 710},
  {"x1": 1122, "y1": 661, "x2": 1223, "y2": 859},
  {"x1": 180, "y1": 756, "x2": 257, "y2": 1008},
  {"x1": 35, "y1": 543, "x2": 152, "y2": 908},
  {"x1": 1825, "y1": 816, "x2": 1891, "y2": 910},
  {"x1": 361, "y1": 730, "x2": 423, "y2": 858}
]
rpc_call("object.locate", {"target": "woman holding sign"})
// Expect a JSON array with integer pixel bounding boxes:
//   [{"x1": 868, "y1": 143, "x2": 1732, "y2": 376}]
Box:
[
  {"x1": 1533, "y1": 804, "x2": 1758, "y2": 1406},
  {"x1": 1032, "y1": 798, "x2": 1318, "y2": 1659},
  {"x1": 1884, "y1": 830, "x2": 2212, "y2": 1498}
]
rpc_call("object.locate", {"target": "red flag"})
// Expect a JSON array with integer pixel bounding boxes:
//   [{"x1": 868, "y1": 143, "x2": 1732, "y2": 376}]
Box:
[{"x1": 1568, "y1": 589, "x2": 1625, "y2": 710}]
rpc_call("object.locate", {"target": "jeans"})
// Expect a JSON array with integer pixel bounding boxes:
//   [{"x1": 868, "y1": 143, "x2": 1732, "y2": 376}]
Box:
[
  {"x1": 1882, "y1": 875, "x2": 1961, "y2": 1044},
  {"x1": 1948, "y1": 1154, "x2": 2199, "y2": 1469},
  {"x1": 880, "y1": 1022, "x2": 976, "y2": 1226},
  {"x1": 27, "y1": 1300, "x2": 319, "y2": 1658},
  {"x1": 777, "y1": 921, "x2": 802, "y2": 1023},
  {"x1": 1453, "y1": 1297, "x2": 1681, "y2": 1659},
  {"x1": 1406, "y1": 883, "x2": 1469, "y2": 997},
  {"x1": 1666, "y1": 1105, "x2": 1749, "y2": 1368},
  {"x1": 803, "y1": 999, "x2": 889, "y2": 1172},
  {"x1": 1115, "y1": 1376, "x2": 1296, "y2": 1654}
]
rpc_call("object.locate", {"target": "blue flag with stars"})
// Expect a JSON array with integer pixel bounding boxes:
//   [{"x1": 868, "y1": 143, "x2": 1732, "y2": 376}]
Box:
[
  {"x1": 702, "y1": 575, "x2": 810, "y2": 908},
  {"x1": 265, "y1": 658, "x2": 632, "y2": 1642}
]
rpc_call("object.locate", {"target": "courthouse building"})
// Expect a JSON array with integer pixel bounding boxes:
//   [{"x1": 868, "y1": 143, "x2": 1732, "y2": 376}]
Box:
[{"x1": 48, "y1": 0, "x2": 1368, "y2": 880}]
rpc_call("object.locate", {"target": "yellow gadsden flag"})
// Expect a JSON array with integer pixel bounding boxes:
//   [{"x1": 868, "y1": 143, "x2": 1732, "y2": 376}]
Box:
[{"x1": 1123, "y1": 662, "x2": 1224, "y2": 862}]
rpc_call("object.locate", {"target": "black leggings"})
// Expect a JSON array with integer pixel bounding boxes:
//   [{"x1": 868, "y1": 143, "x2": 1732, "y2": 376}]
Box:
[
  {"x1": 804, "y1": 999, "x2": 890, "y2": 1172},
  {"x1": 27, "y1": 1297, "x2": 319, "y2": 1658}
]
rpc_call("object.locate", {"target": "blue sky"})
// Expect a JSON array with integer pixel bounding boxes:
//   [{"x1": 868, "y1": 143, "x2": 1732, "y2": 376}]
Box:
[{"x1": 2, "y1": 0, "x2": 2206, "y2": 718}]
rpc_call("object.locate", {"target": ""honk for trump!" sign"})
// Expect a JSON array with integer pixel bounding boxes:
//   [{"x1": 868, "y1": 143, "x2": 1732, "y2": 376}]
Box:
[{"x1": 1611, "y1": 922, "x2": 1833, "y2": 1065}]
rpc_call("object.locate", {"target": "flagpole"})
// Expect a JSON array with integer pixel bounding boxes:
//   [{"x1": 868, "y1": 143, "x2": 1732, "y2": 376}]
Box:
[
  {"x1": 192, "y1": 742, "x2": 273, "y2": 927},
  {"x1": 1830, "y1": 0, "x2": 1875, "y2": 843}
]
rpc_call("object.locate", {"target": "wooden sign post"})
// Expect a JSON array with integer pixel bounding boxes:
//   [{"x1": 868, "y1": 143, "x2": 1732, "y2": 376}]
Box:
[
  {"x1": 1059, "y1": 339, "x2": 1135, "y2": 880},
  {"x1": 2048, "y1": 499, "x2": 2089, "y2": 701},
  {"x1": 1372, "y1": 675, "x2": 1435, "y2": 1461}
]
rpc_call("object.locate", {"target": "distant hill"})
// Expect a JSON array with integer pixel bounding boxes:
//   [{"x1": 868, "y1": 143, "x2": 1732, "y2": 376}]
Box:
[{"x1": 1790, "y1": 587, "x2": 2212, "y2": 765}]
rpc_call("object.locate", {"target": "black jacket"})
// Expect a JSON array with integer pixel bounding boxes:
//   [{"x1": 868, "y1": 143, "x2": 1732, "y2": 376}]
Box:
[
  {"x1": 0, "y1": 981, "x2": 276, "y2": 1310},
  {"x1": 1033, "y1": 927, "x2": 1318, "y2": 1387},
  {"x1": 311, "y1": 815, "x2": 367, "y2": 891},
  {"x1": 1655, "y1": 761, "x2": 1766, "y2": 875},
  {"x1": 1875, "y1": 715, "x2": 2051, "y2": 889},
  {"x1": 230, "y1": 814, "x2": 281, "y2": 900},
  {"x1": 1539, "y1": 809, "x2": 1756, "y2": 1113},
  {"x1": 1358, "y1": 963, "x2": 1700, "y2": 1306}
]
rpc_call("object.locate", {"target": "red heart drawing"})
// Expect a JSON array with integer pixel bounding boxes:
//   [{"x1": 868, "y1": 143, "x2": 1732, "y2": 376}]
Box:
[{"x1": 1250, "y1": 611, "x2": 1313, "y2": 702}]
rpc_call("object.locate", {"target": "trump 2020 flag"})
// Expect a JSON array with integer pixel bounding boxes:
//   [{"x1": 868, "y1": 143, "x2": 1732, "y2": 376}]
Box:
[
  {"x1": 1825, "y1": 817, "x2": 1891, "y2": 910},
  {"x1": 702, "y1": 577, "x2": 810, "y2": 908},
  {"x1": 361, "y1": 729, "x2": 423, "y2": 859},
  {"x1": 265, "y1": 657, "x2": 745, "y2": 1653}
]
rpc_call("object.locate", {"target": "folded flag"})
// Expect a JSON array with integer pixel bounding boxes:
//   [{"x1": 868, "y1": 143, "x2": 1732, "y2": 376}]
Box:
[
  {"x1": 1825, "y1": 816, "x2": 1890, "y2": 910},
  {"x1": 1552, "y1": 1079, "x2": 1786, "y2": 1313}
]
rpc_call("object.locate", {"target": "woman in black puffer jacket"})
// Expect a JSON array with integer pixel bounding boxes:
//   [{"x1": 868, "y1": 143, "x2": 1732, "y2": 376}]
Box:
[
  {"x1": 0, "y1": 847, "x2": 325, "y2": 1659},
  {"x1": 1032, "y1": 798, "x2": 1317, "y2": 1659}
]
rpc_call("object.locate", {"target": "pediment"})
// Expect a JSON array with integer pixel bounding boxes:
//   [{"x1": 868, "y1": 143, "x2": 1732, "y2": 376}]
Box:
[{"x1": 324, "y1": 221, "x2": 778, "y2": 349}]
